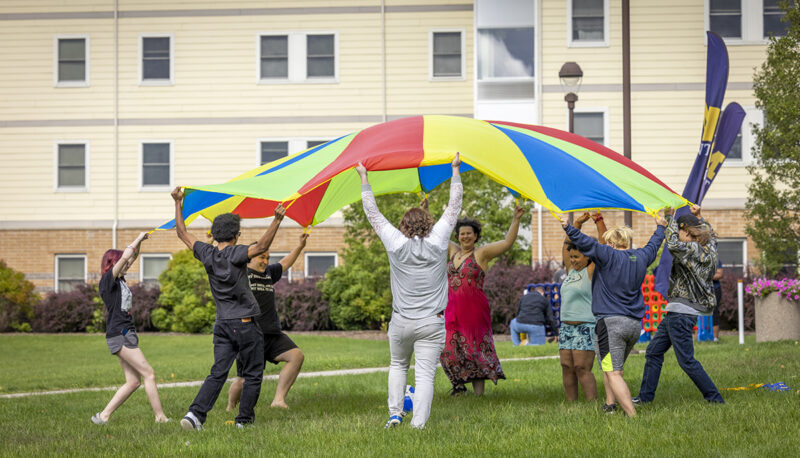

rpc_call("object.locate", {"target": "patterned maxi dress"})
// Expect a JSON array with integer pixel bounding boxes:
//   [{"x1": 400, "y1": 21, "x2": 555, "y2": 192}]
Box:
[{"x1": 440, "y1": 253, "x2": 505, "y2": 389}]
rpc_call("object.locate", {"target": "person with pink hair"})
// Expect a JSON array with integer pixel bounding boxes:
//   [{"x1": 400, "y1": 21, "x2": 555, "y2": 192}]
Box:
[{"x1": 92, "y1": 232, "x2": 170, "y2": 425}]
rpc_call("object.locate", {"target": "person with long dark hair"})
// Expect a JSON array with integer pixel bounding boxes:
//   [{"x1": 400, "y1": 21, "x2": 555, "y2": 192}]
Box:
[{"x1": 92, "y1": 232, "x2": 169, "y2": 425}]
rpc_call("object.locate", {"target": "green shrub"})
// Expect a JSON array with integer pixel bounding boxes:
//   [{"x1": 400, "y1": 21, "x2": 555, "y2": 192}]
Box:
[
  {"x1": 0, "y1": 260, "x2": 40, "y2": 332},
  {"x1": 152, "y1": 249, "x2": 215, "y2": 333}
]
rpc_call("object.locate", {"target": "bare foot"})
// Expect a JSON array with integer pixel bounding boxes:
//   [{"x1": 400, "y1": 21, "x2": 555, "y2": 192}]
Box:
[
  {"x1": 226, "y1": 405, "x2": 236, "y2": 412},
  {"x1": 155, "y1": 416, "x2": 171, "y2": 423},
  {"x1": 270, "y1": 401, "x2": 289, "y2": 409}
]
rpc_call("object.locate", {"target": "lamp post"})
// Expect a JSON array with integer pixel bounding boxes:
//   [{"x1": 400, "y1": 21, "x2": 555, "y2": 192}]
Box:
[{"x1": 559, "y1": 61, "x2": 583, "y2": 224}]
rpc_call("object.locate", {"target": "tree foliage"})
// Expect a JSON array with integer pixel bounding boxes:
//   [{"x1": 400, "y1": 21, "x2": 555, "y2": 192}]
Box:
[
  {"x1": 320, "y1": 171, "x2": 533, "y2": 329},
  {"x1": 152, "y1": 249, "x2": 216, "y2": 333},
  {"x1": 0, "y1": 260, "x2": 40, "y2": 332},
  {"x1": 746, "y1": 1, "x2": 800, "y2": 275}
]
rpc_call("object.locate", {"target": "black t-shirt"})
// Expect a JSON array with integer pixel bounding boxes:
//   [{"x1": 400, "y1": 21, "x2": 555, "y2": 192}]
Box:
[
  {"x1": 193, "y1": 241, "x2": 260, "y2": 320},
  {"x1": 249, "y1": 263, "x2": 284, "y2": 333},
  {"x1": 99, "y1": 270, "x2": 135, "y2": 338}
]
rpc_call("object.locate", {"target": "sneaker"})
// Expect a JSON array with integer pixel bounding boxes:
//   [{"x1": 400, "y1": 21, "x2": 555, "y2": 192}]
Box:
[
  {"x1": 235, "y1": 422, "x2": 254, "y2": 429},
  {"x1": 402, "y1": 385, "x2": 415, "y2": 417},
  {"x1": 450, "y1": 385, "x2": 467, "y2": 396},
  {"x1": 384, "y1": 415, "x2": 403, "y2": 429},
  {"x1": 601, "y1": 403, "x2": 617, "y2": 414},
  {"x1": 631, "y1": 396, "x2": 642, "y2": 405},
  {"x1": 91, "y1": 412, "x2": 107, "y2": 425},
  {"x1": 180, "y1": 412, "x2": 203, "y2": 431}
]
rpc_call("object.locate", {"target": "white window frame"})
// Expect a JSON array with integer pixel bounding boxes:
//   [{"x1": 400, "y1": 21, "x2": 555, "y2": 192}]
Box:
[
  {"x1": 139, "y1": 33, "x2": 174, "y2": 85},
  {"x1": 429, "y1": 29, "x2": 466, "y2": 81},
  {"x1": 567, "y1": 0, "x2": 609, "y2": 48},
  {"x1": 139, "y1": 140, "x2": 174, "y2": 191},
  {"x1": 54, "y1": 254, "x2": 87, "y2": 292},
  {"x1": 268, "y1": 252, "x2": 294, "y2": 282},
  {"x1": 705, "y1": 0, "x2": 780, "y2": 45},
  {"x1": 53, "y1": 34, "x2": 90, "y2": 87},
  {"x1": 53, "y1": 141, "x2": 90, "y2": 192},
  {"x1": 256, "y1": 138, "x2": 312, "y2": 166},
  {"x1": 718, "y1": 238, "x2": 748, "y2": 274},
  {"x1": 139, "y1": 253, "x2": 172, "y2": 284},
  {"x1": 724, "y1": 106, "x2": 762, "y2": 167},
  {"x1": 256, "y1": 31, "x2": 339, "y2": 84},
  {"x1": 304, "y1": 252, "x2": 338, "y2": 278},
  {"x1": 571, "y1": 107, "x2": 609, "y2": 146}
]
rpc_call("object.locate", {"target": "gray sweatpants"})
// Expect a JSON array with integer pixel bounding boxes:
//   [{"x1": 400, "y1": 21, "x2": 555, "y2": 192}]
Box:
[{"x1": 387, "y1": 313, "x2": 446, "y2": 428}]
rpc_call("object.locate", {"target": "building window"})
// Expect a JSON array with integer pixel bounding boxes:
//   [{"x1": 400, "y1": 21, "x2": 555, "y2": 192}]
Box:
[
  {"x1": 268, "y1": 252, "x2": 294, "y2": 281},
  {"x1": 260, "y1": 35, "x2": 289, "y2": 79},
  {"x1": 718, "y1": 239, "x2": 746, "y2": 272},
  {"x1": 763, "y1": 0, "x2": 789, "y2": 38},
  {"x1": 55, "y1": 255, "x2": 86, "y2": 292},
  {"x1": 710, "y1": 0, "x2": 742, "y2": 38},
  {"x1": 305, "y1": 253, "x2": 337, "y2": 278},
  {"x1": 707, "y1": 0, "x2": 786, "y2": 42},
  {"x1": 574, "y1": 112, "x2": 606, "y2": 146},
  {"x1": 140, "y1": 254, "x2": 171, "y2": 285},
  {"x1": 55, "y1": 36, "x2": 88, "y2": 85},
  {"x1": 258, "y1": 32, "x2": 337, "y2": 83},
  {"x1": 56, "y1": 143, "x2": 88, "y2": 190},
  {"x1": 726, "y1": 107, "x2": 762, "y2": 164},
  {"x1": 140, "y1": 35, "x2": 172, "y2": 83},
  {"x1": 260, "y1": 141, "x2": 289, "y2": 165},
  {"x1": 307, "y1": 140, "x2": 329, "y2": 149},
  {"x1": 431, "y1": 31, "x2": 464, "y2": 79},
  {"x1": 307, "y1": 34, "x2": 335, "y2": 78},
  {"x1": 570, "y1": 0, "x2": 607, "y2": 43},
  {"x1": 477, "y1": 28, "x2": 535, "y2": 79},
  {"x1": 141, "y1": 142, "x2": 171, "y2": 188}
]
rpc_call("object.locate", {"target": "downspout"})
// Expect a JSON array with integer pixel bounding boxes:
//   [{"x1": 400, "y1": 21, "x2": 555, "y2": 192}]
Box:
[
  {"x1": 381, "y1": 0, "x2": 387, "y2": 122},
  {"x1": 535, "y1": 0, "x2": 543, "y2": 124},
  {"x1": 537, "y1": 203, "x2": 542, "y2": 264},
  {"x1": 112, "y1": 0, "x2": 119, "y2": 248}
]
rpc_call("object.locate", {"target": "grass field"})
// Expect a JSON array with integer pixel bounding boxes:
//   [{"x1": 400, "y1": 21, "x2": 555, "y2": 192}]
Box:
[{"x1": 0, "y1": 333, "x2": 798, "y2": 456}]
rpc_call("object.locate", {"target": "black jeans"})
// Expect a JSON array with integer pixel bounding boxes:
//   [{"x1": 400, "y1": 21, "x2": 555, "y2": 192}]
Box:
[
  {"x1": 189, "y1": 319, "x2": 265, "y2": 424},
  {"x1": 638, "y1": 312, "x2": 724, "y2": 403}
]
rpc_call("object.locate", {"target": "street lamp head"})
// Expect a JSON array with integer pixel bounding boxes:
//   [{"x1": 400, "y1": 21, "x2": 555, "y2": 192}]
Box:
[{"x1": 559, "y1": 61, "x2": 583, "y2": 94}]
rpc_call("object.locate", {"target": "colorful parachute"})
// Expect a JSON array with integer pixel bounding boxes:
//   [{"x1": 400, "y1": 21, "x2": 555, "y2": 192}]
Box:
[{"x1": 159, "y1": 115, "x2": 688, "y2": 229}]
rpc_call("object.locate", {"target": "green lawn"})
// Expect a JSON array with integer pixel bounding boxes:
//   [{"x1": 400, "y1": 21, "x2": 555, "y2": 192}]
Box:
[{"x1": 0, "y1": 333, "x2": 798, "y2": 456}]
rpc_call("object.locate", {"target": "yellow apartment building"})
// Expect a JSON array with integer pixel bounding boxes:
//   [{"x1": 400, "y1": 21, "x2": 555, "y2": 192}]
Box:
[{"x1": 0, "y1": 0, "x2": 784, "y2": 292}]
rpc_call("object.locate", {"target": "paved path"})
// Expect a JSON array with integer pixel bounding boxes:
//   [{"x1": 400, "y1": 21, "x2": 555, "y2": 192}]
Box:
[{"x1": 0, "y1": 355, "x2": 559, "y2": 399}]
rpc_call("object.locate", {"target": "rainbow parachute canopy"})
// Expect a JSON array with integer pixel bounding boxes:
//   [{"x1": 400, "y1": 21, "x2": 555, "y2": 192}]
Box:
[{"x1": 159, "y1": 115, "x2": 688, "y2": 229}]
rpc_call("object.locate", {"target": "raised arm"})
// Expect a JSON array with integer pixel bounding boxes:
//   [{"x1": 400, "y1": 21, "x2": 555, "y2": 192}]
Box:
[
  {"x1": 172, "y1": 187, "x2": 199, "y2": 250},
  {"x1": 248, "y1": 203, "x2": 286, "y2": 259},
  {"x1": 279, "y1": 232, "x2": 309, "y2": 272},
  {"x1": 111, "y1": 232, "x2": 148, "y2": 279},
  {"x1": 476, "y1": 205, "x2": 525, "y2": 266},
  {"x1": 563, "y1": 212, "x2": 592, "y2": 272},
  {"x1": 558, "y1": 213, "x2": 614, "y2": 267},
  {"x1": 429, "y1": 153, "x2": 463, "y2": 249},
  {"x1": 357, "y1": 161, "x2": 405, "y2": 251},
  {"x1": 592, "y1": 211, "x2": 608, "y2": 245}
]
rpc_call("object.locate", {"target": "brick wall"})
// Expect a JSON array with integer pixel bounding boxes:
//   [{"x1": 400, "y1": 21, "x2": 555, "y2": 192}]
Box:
[
  {"x1": 0, "y1": 226, "x2": 345, "y2": 292},
  {"x1": 529, "y1": 209, "x2": 757, "y2": 266}
]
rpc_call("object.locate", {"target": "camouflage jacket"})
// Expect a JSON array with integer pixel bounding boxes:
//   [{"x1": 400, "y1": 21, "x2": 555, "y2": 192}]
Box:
[{"x1": 666, "y1": 215, "x2": 718, "y2": 314}]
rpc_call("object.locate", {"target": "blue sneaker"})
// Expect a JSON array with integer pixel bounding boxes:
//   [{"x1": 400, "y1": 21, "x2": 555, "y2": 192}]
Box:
[
  {"x1": 402, "y1": 385, "x2": 415, "y2": 417},
  {"x1": 384, "y1": 415, "x2": 403, "y2": 429}
]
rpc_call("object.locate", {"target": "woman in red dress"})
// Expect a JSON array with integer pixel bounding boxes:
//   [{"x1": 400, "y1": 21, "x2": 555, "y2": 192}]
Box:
[{"x1": 440, "y1": 206, "x2": 525, "y2": 395}]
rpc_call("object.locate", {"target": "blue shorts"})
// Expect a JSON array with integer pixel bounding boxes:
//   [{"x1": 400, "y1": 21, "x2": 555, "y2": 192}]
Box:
[{"x1": 558, "y1": 322, "x2": 596, "y2": 351}]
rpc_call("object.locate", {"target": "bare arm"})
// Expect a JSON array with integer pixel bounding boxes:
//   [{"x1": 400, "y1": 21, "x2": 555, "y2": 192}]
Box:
[
  {"x1": 563, "y1": 212, "x2": 591, "y2": 272},
  {"x1": 248, "y1": 203, "x2": 286, "y2": 259},
  {"x1": 172, "y1": 187, "x2": 199, "y2": 250},
  {"x1": 476, "y1": 205, "x2": 525, "y2": 267},
  {"x1": 111, "y1": 232, "x2": 148, "y2": 279},
  {"x1": 279, "y1": 233, "x2": 308, "y2": 271}
]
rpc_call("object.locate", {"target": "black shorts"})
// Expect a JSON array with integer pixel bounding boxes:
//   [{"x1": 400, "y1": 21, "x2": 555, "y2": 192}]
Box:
[
  {"x1": 236, "y1": 331, "x2": 298, "y2": 376},
  {"x1": 713, "y1": 288, "x2": 722, "y2": 322}
]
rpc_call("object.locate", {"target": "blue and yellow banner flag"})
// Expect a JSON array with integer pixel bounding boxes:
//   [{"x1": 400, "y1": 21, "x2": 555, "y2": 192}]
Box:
[{"x1": 655, "y1": 31, "x2": 732, "y2": 298}]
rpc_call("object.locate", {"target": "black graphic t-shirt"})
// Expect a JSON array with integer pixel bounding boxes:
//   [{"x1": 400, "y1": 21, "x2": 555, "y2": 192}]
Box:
[{"x1": 249, "y1": 263, "x2": 284, "y2": 333}]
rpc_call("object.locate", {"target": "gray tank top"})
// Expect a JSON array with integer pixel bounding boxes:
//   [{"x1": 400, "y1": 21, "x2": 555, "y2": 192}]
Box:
[{"x1": 559, "y1": 266, "x2": 595, "y2": 323}]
